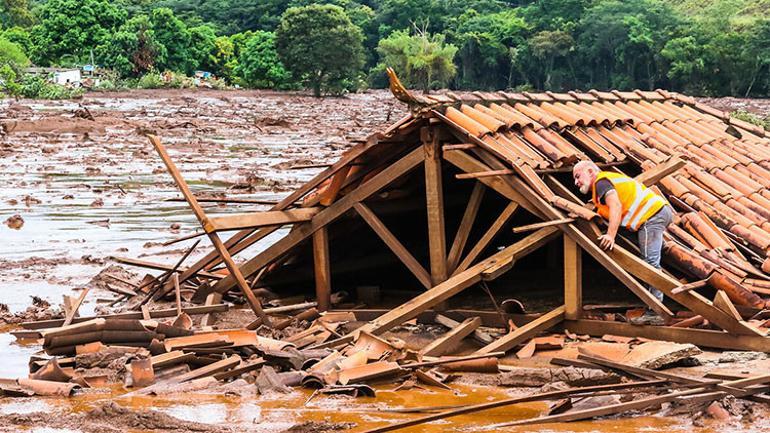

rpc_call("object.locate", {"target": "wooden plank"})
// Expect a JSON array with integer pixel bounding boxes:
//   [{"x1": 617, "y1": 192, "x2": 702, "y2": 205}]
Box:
[
  {"x1": 111, "y1": 257, "x2": 222, "y2": 280},
  {"x1": 634, "y1": 156, "x2": 686, "y2": 187},
  {"x1": 455, "y1": 169, "x2": 513, "y2": 179},
  {"x1": 312, "y1": 226, "x2": 332, "y2": 312},
  {"x1": 714, "y1": 290, "x2": 743, "y2": 321},
  {"x1": 62, "y1": 288, "x2": 89, "y2": 327},
  {"x1": 443, "y1": 150, "x2": 541, "y2": 217},
  {"x1": 174, "y1": 132, "x2": 385, "y2": 289},
  {"x1": 211, "y1": 146, "x2": 424, "y2": 295},
  {"x1": 564, "y1": 235, "x2": 582, "y2": 320},
  {"x1": 319, "y1": 165, "x2": 352, "y2": 206},
  {"x1": 475, "y1": 306, "x2": 565, "y2": 355},
  {"x1": 204, "y1": 208, "x2": 320, "y2": 232},
  {"x1": 565, "y1": 319, "x2": 770, "y2": 352},
  {"x1": 200, "y1": 292, "x2": 222, "y2": 327},
  {"x1": 420, "y1": 317, "x2": 482, "y2": 357},
  {"x1": 21, "y1": 304, "x2": 229, "y2": 329},
  {"x1": 315, "y1": 226, "x2": 560, "y2": 349},
  {"x1": 357, "y1": 381, "x2": 665, "y2": 433},
  {"x1": 447, "y1": 182, "x2": 485, "y2": 273},
  {"x1": 423, "y1": 128, "x2": 448, "y2": 285},
  {"x1": 172, "y1": 274, "x2": 182, "y2": 316},
  {"x1": 453, "y1": 202, "x2": 519, "y2": 276},
  {"x1": 435, "y1": 314, "x2": 494, "y2": 345},
  {"x1": 512, "y1": 218, "x2": 575, "y2": 234},
  {"x1": 147, "y1": 134, "x2": 269, "y2": 324},
  {"x1": 671, "y1": 279, "x2": 708, "y2": 295},
  {"x1": 354, "y1": 202, "x2": 432, "y2": 289}
]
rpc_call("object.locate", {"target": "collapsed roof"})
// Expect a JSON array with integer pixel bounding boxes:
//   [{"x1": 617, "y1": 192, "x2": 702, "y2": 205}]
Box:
[{"x1": 138, "y1": 69, "x2": 770, "y2": 353}]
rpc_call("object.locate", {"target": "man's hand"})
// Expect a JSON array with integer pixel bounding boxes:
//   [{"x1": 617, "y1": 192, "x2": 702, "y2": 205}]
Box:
[{"x1": 598, "y1": 233, "x2": 615, "y2": 251}]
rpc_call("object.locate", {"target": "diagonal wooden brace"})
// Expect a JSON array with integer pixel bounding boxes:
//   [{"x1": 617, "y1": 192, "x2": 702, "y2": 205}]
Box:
[{"x1": 146, "y1": 134, "x2": 271, "y2": 326}]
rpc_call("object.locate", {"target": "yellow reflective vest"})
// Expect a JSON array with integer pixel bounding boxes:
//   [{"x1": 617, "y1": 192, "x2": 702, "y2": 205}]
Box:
[{"x1": 591, "y1": 171, "x2": 667, "y2": 231}]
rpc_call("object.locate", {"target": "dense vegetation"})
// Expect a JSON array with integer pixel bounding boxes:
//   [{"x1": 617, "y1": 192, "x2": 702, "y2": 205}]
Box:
[{"x1": 1, "y1": 0, "x2": 769, "y2": 96}]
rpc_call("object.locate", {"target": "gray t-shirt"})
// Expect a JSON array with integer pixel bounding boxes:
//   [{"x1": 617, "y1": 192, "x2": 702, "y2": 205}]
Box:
[{"x1": 595, "y1": 178, "x2": 615, "y2": 205}]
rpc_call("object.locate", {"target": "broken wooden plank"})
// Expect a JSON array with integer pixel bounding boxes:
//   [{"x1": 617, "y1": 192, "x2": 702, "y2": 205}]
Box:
[
  {"x1": 512, "y1": 218, "x2": 575, "y2": 234},
  {"x1": 63, "y1": 288, "x2": 89, "y2": 327},
  {"x1": 435, "y1": 314, "x2": 494, "y2": 345},
  {"x1": 635, "y1": 156, "x2": 686, "y2": 187},
  {"x1": 354, "y1": 202, "x2": 432, "y2": 289},
  {"x1": 111, "y1": 257, "x2": 222, "y2": 280},
  {"x1": 475, "y1": 306, "x2": 565, "y2": 355},
  {"x1": 564, "y1": 319, "x2": 770, "y2": 352},
  {"x1": 203, "y1": 208, "x2": 320, "y2": 232},
  {"x1": 671, "y1": 279, "x2": 709, "y2": 295},
  {"x1": 21, "y1": 304, "x2": 229, "y2": 330},
  {"x1": 320, "y1": 165, "x2": 352, "y2": 206},
  {"x1": 420, "y1": 317, "x2": 482, "y2": 357},
  {"x1": 713, "y1": 290, "x2": 743, "y2": 321},
  {"x1": 357, "y1": 380, "x2": 666, "y2": 433}
]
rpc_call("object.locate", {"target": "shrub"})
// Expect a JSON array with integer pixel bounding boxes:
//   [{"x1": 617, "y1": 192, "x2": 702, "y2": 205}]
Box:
[{"x1": 18, "y1": 75, "x2": 83, "y2": 99}]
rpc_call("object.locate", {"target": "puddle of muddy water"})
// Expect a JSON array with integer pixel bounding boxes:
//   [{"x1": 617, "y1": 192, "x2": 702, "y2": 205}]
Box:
[{"x1": 0, "y1": 383, "x2": 743, "y2": 433}]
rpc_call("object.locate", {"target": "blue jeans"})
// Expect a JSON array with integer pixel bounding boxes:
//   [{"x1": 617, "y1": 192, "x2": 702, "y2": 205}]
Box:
[{"x1": 636, "y1": 205, "x2": 673, "y2": 303}]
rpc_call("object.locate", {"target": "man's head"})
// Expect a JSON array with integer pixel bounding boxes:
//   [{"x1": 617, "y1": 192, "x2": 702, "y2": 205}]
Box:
[{"x1": 573, "y1": 160, "x2": 600, "y2": 194}]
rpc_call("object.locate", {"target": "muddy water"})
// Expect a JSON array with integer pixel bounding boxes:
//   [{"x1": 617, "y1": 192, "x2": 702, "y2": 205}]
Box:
[{"x1": 0, "y1": 382, "x2": 737, "y2": 433}]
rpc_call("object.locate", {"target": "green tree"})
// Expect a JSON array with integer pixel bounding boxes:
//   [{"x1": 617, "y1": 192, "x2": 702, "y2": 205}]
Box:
[
  {"x1": 97, "y1": 15, "x2": 163, "y2": 76},
  {"x1": 529, "y1": 30, "x2": 574, "y2": 90},
  {"x1": 235, "y1": 30, "x2": 290, "y2": 88},
  {"x1": 375, "y1": 28, "x2": 457, "y2": 92},
  {"x1": 2, "y1": 25, "x2": 31, "y2": 53},
  {"x1": 188, "y1": 24, "x2": 218, "y2": 72},
  {"x1": 30, "y1": 0, "x2": 127, "y2": 66},
  {"x1": 276, "y1": 4, "x2": 364, "y2": 96},
  {"x1": 0, "y1": 0, "x2": 34, "y2": 28},
  {"x1": 149, "y1": 8, "x2": 193, "y2": 73},
  {"x1": 0, "y1": 37, "x2": 29, "y2": 97}
]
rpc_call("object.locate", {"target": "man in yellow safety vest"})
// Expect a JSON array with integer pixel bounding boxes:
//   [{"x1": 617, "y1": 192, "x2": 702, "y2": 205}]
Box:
[{"x1": 573, "y1": 160, "x2": 673, "y2": 325}]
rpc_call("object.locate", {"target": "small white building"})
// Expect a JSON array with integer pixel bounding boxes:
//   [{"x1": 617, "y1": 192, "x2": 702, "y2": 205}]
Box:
[{"x1": 52, "y1": 69, "x2": 81, "y2": 86}]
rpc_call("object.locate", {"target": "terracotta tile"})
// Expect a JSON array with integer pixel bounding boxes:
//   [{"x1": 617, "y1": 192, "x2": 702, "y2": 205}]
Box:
[
  {"x1": 545, "y1": 91, "x2": 577, "y2": 102},
  {"x1": 568, "y1": 91, "x2": 599, "y2": 102},
  {"x1": 589, "y1": 89, "x2": 620, "y2": 101},
  {"x1": 512, "y1": 102, "x2": 567, "y2": 129},
  {"x1": 460, "y1": 104, "x2": 507, "y2": 133},
  {"x1": 444, "y1": 106, "x2": 491, "y2": 138},
  {"x1": 540, "y1": 101, "x2": 589, "y2": 126},
  {"x1": 611, "y1": 90, "x2": 643, "y2": 101},
  {"x1": 523, "y1": 91, "x2": 553, "y2": 102}
]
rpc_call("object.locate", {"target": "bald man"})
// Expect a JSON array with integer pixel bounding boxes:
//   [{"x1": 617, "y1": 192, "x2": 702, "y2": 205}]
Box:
[{"x1": 573, "y1": 161, "x2": 673, "y2": 325}]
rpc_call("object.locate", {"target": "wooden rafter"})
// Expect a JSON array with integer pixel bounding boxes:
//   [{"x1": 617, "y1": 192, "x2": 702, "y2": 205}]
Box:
[
  {"x1": 475, "y1": 306, "x2": 565, "y2": 355},
  {"x1": 211, "y1": 146, "x2": 425, "y2": 295},
  {"x1": 447, "y1": 182, "x2": 486, "y2": 273},
  {"x1": 204, "y1": 208, "x2": 320, "y2": 232},
  {"x1": 313, "y1": 226, "x2": 561, "y2": 349},
  {"x1": 453, "y1": 201, "x2": 519, "y2": 276},
  {"x1": 354, "y1": 202, "x2": 432, "y2": 289},
  {"x1": 146, "y1": 135, "x2": 270, "y2": 325}
]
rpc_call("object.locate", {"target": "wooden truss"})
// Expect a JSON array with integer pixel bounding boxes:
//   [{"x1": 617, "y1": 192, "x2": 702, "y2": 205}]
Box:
[{"x1": 146, "y1": 111, "x2": 770, "y2": 352}]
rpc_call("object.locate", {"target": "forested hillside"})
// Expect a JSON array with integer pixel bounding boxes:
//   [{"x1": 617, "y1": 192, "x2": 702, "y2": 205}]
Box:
[{"x1": 1, "y1": 0, "x2": 769, "y2": 96}]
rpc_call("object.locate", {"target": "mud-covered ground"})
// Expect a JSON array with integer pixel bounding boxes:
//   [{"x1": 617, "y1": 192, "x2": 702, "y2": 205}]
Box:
[{"x1": 1, "y1": 90, "x2": 770, "y2": 432}]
